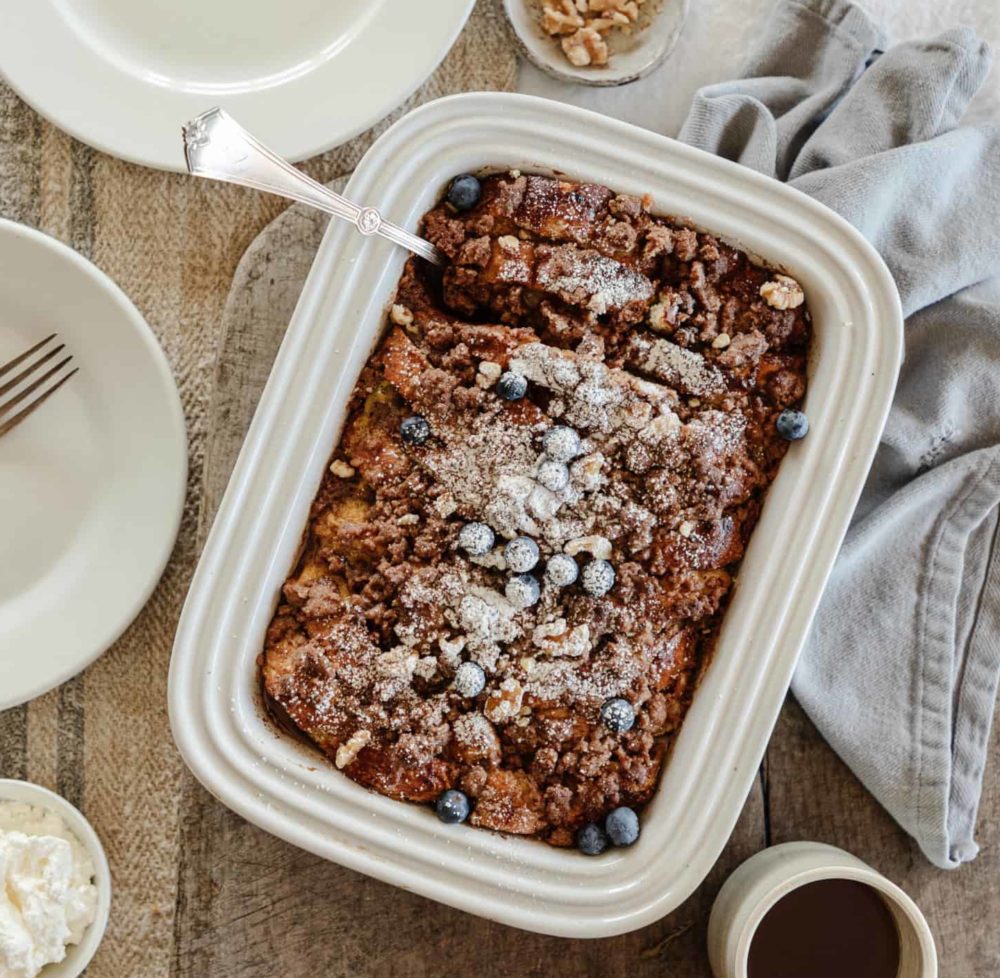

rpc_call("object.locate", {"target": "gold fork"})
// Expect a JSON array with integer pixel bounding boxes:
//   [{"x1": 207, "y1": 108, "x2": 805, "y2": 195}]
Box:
[{"x1": 0, "y1": 334, "x2": 78, "y2": 439}]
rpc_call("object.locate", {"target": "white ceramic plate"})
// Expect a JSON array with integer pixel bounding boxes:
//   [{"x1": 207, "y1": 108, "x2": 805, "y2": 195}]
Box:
[
  {"x1": 0, "y1": 779, "x2": 112, "y2": 978},
  {"x1": 169, "y1": 94, "x2": 902, "y2": 937},
  {"x1": 504, "y1": 0, "x2": 689, "y2": 86},
  {"x1": 0, "y1": 221, "x2": 186, "y2": 710},
  {"x1": 0, "y1": 0, "x2": 475, "y2": 172}
]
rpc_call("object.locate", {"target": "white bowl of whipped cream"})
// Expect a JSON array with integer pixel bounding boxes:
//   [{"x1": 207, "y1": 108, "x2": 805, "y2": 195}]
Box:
[{"x1": 0, "y1": 780, "x2": 110, "y2": 978}]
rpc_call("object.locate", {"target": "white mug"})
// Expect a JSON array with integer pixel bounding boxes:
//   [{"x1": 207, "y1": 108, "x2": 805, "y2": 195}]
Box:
[{"x1": 707, "y1": 841, "x2": 937, "y2": 978}]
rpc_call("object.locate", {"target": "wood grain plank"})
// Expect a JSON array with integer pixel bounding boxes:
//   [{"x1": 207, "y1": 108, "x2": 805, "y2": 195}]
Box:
[{"x1": 174, "y1": 774, "x2": 764, "y2": 978}]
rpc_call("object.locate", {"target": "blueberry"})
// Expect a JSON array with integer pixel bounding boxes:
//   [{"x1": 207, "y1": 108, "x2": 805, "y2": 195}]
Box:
[
  {"x1": 545, "y1": 553, "x2": 579, "y2": 588},
  {"x1": 496, "y1": 371, "x2": 528, "y2": 401},
  {"x1": 576, "y1": 822, "x2": 610, "y2": 856},
  {"x1": 542, "y1": 425, "x2": 581, "y2": 463},
  {"x1": 446, "y1": 174, "x2": 481, "y2": 211},
  {"x1": 776, "y1": 408, "x2": 809, "y2": 441},
  {"x1": 458, "y1": 521, "x2": 495, "y2": 557},
  {"x1": 435, "y1": 789, "x2": 471, "y2": 824},
  {"x1": 453, "y1": 661, "x2": 487, "y2": 698},
  {"x1": 605, "y1": 807, "x2": 640, "y2": 847},
  {"x1": 537, "y1": 459, "x2": 569, "y2": 492},
  {"x1": 600, "y1": 697, "x2": 635, "y2": 734},
  {"x1": 504, "y1": 536, "x2": 540, "y2": 573},
  {"x1": 400, "y1": 415, "x2": 430, "y2": 445},
  {"x1": 505, "y1": 573, "x2": 540, "y2": 609},
  {"x1": 581, "y1": 559, "x2": 615, "y2": 597}
]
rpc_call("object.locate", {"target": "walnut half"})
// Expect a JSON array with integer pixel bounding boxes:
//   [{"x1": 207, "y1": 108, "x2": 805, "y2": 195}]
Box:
[
  {"x1": 560, "y1": 26, "x2": 609, "y2": 67},
  {"x1": 335, "y1": 729, "x2": 371, "y2": 769},
  {"x1": 760, "y1": 275, "x2": 805, "y2": 310}
]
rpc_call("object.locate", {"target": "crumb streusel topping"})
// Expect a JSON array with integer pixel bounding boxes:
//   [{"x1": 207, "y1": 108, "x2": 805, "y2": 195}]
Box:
[{"x1": 260, "y1": 173, "x2": 810, "y2": 846}]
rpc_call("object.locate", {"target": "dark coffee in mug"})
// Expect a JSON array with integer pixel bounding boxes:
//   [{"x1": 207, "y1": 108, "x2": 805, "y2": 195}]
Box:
[{"x1": 747, "y1": 878, "x2": 901, "y2": 978}]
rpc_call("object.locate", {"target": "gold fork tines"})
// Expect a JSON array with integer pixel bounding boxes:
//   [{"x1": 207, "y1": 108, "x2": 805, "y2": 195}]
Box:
[{"x1": 0, "y1": 334, "x2": 78, "y2": 440}]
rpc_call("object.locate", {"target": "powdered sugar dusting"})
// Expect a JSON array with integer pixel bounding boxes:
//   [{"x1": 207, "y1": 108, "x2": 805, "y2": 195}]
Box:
[
  {"x1": 536, "y1": 245, "x2": 654, "y2": 313},
  {"x1": 626, "y1": 334, "x2": 727, "y2": 396},
  {"x1": 419, "y1": 410, "x2": 587, "y2": 548},
  {"x1": 510, "y1": 342, "x2": 679, "y2": 438}
]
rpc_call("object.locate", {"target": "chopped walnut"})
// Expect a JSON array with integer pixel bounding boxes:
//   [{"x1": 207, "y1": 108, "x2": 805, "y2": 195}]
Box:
[
  {"x1": 335, "y1": 729, "x2": 371, "y2": 769},
  {"x1": 588, "y1": 291, "x2": 609, "y2": 315},
  {"x1": 760, "y1": 275, "x2": 805, "y2": 310},
  {"x1": 673, "y1": 228, "x2": 699, "y2": 261},
  {"x1": 648, "y1": 301, "x2": 671, "y2": 333},
  {"x1": 433, "y1": 493, "x2": 458, "y2": 518},
  {"x1": 329, "y1": 459, "x2": 355, "y2": 478},
  {"x1": 588, "y1": 15, "x2": 627, "y2": 31},
  {"x1": 470, "y1": 549, "x2": 508, "y2": 571},
  {"x1": 565, "y1": 534, "x2": 613, "y2": 559},
  {"x1": 478, "y1": 360, "x2": 502, "y2": 382},
  {"x1": 561, "y1": 27, "x2": 608, "y2": 67},
  {"x1": 541, "y1": 0, "x2": 585, "y2": 34},
  {"x1": 484, "y1": 677, "x2": 524, "y2": 723},
  {"x1": 541, "y1": 0, "x2": 646, "y2": 68},
  {"x1": 390, "y1": 303, "x2": 413, "y2": 326},
  {"x1": 438, "y1": 635, "x2": 466, "y2": 668},
  {"x1": 589, "y1": 0, "x2": 639, "y2": 14},
  {"x1": 609, "y1": 193, "x2": 644, "y2": 220},
  {"x1": 533, "y1": 619, "x2": 568, "y2": 643},
  {"x1": 571, "y1": 452, "x2": 605, "y2": 490},
  {"x1": 717, "y1": 329, "x2": 768, "y2": 369}
]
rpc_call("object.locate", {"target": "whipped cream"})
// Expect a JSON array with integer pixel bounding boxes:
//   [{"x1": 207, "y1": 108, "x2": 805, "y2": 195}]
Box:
[{"x1": 0, "y1": 801, "x2": 98, "y2": 978}]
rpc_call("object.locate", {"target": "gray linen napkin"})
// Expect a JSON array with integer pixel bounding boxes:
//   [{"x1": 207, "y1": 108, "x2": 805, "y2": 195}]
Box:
[{"x1": 679, "y1": 0, "x2": 1000, "y2": 868}]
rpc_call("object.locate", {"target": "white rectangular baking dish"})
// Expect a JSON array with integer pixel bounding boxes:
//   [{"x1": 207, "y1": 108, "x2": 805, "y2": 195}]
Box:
[{"x1": 169, "y1": 93, "x2": 902, "y2": 938}]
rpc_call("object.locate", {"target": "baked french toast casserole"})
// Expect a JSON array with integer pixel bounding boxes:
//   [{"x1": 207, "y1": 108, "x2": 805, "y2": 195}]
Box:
[{"x1": 261, "y1": 171, "x2": 810, "y2": 849}]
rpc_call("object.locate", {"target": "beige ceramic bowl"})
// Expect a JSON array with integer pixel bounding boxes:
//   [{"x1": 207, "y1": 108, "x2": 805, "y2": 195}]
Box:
[
  {"x1": 0, "y1": 780, "x2": 112, "y2": 978},
  {"x1": 503, "y1": 0, "x2": 690, "y2": 86},
  {"x1": 708, "y1": 842, "x2": 937, "y2": 978}
]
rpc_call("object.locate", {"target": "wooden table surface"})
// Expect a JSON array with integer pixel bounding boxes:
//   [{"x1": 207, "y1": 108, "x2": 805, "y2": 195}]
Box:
[
  {"x1": 2, "y1": 0, "x2": 999, "y2": 971},
  {"x1": 171, "y1": 702, "x2": 1000, "y2": 977}
]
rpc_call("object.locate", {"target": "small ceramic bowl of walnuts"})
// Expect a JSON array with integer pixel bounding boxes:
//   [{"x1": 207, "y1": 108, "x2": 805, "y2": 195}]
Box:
[{"x1": 503, "y1": 0, "x2": 689, "y2": 86}]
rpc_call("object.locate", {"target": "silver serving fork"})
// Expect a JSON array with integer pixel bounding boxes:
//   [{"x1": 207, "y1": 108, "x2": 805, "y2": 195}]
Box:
[
  {"x1": 0, "y1": 334, "x2": 78, "y2": 439},
  {"x1": 182, "y1": 108, "x2": 444, "y2": 266}
]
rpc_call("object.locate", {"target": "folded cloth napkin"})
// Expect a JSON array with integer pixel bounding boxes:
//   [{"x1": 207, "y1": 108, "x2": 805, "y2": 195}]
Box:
[{"x1": 679, "y1": 0, "x2": 1000, "y2": 868}]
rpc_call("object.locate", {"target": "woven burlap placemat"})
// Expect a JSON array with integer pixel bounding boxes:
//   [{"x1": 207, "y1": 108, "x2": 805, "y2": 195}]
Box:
[{"x1": 0, "y1": 5, "x2": 515, "y2": 976}]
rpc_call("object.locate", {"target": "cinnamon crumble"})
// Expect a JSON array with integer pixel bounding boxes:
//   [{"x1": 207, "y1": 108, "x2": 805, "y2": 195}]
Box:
[{"x1": 260, "y1": 173, "x2": 810, "y2": 847}]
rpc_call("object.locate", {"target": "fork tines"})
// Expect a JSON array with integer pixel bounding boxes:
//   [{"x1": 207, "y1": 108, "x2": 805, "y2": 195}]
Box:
[{"x1": 0, "y1": 333, "x2": 78, "y2": 439}]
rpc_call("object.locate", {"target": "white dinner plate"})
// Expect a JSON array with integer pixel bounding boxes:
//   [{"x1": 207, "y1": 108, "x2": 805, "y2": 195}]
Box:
[
  {"x1": 0, "y1": 0, "x2": 475, "y2": 172},
  {"x1": 0, "y1": 220, "x2": 186, "y2": 710}
]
